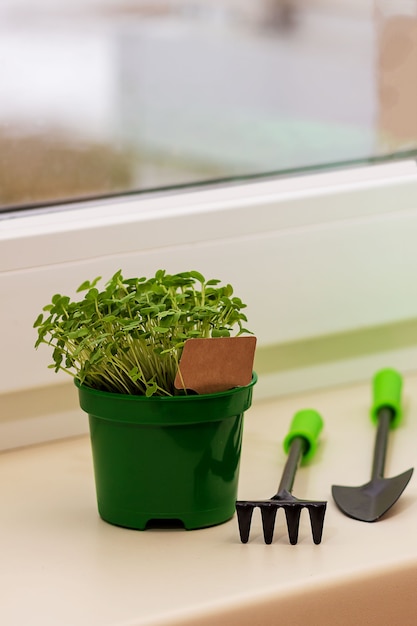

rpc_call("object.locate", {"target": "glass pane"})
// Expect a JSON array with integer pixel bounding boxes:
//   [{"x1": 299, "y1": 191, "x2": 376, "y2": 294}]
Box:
[{"x1": 1, "y1": 0, "x2": 416, "y2": 211}]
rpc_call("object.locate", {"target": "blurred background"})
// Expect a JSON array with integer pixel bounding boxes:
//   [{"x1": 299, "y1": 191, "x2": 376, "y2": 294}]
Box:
[{"x1": 1, "y1": 0, "x2": 416, "y2": 210}]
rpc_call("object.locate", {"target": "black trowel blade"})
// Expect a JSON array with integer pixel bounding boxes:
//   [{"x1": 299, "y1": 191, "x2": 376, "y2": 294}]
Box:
[{"x1": 332, "y1": 468, "x2": 413, "y2": 522}]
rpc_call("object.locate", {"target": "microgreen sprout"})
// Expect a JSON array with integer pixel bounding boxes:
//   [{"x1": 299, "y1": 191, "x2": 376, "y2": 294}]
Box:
[{"x1": 34, "y1": 269, "x2": 252, "y2": 396}]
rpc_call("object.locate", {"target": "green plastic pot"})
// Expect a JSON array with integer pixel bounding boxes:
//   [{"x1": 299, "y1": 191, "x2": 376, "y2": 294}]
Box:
[{"x1": 77, "y1": 374, "x2": 257, "y2": 530}]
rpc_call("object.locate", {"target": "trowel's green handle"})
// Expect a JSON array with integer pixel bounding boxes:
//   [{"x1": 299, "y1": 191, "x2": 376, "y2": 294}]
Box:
[
  {"x1": 283, "y1": 409, "x2": 324, "y2": 463},
  {"x1": 371, "y1": 368, "x2": 403, "y2": 428}
]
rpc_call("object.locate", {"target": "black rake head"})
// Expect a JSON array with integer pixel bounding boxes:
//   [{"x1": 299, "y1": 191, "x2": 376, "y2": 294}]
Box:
[
  {"x1": 236, "y1": 492, "x2": 327, "y2": 545},
  {"x1": 237, "y1": 411, "x2": 327, "y2": 545}
]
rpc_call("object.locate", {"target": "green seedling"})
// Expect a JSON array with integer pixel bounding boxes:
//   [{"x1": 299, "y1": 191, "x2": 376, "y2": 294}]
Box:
[{"x1": 34, "y1": 269, "x2": 251, "y2": 397}]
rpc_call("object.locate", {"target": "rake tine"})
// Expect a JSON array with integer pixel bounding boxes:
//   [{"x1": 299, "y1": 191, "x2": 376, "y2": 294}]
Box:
[
  {"x1": 308, "y1": 504, "x2": 327, "y2": 544},
  {"x1": 260, "y1": 504, "x2": 279, "y2": 544},
  {"x1": 236, "y1": 503, "x2": 255, "y2": 543},
  {"x1": 284, "y1": 505, "x2": 302, "y2": 545}
]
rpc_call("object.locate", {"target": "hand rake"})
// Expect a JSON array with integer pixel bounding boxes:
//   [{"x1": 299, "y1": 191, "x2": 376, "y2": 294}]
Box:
[{"x1": 236, "y1": 409, "x2": 326, "y2": 545}]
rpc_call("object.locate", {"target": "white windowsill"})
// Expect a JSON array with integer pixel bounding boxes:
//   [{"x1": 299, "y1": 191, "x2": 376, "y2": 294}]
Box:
[{"x1": 1, "y1": 374, "x2": 417, "y2": 625}]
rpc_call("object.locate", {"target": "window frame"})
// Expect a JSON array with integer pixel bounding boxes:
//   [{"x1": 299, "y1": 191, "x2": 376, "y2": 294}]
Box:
[{"x1": 2, "y1": 159, "x2": 417, "y2": 449}]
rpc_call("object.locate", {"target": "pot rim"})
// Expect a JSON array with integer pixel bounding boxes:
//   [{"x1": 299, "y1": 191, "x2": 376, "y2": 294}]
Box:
[
  {"x1": 76, "y1": 373, "x2": 257, "y2": 425},
  {"x1": 74, "y1": 372, "x2": 257, "y2": 401}
]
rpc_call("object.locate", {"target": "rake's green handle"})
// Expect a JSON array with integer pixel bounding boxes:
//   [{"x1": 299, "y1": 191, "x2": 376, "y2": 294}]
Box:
[
  {"x1": 283, "y1": 409, "x2": 324, "y2": 463},
  {"x1": 371, "y1": 368, "x2": 403, "y2": 428}
]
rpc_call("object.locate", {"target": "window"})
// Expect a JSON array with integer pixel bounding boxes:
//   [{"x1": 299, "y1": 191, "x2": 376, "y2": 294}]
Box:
[
  {"x1": 1, "y1": 1, "x2": 417, "y2": 450},
  {"x1": 1, "y1": 0, "x2": 416, "y2": 212}
]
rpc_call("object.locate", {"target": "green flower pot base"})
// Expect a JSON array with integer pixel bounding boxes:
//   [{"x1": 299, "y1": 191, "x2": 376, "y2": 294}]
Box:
[{"x1": 77, "y1": 375, "x2": 256, "y2": 530}]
